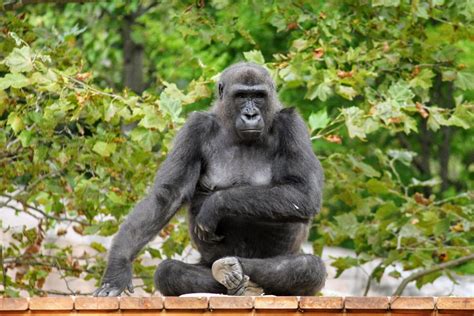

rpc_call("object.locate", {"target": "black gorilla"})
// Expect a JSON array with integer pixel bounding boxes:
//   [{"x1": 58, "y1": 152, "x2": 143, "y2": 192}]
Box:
[{"x1": 94, "y1": 62, "x2": 326, "y2": 297}]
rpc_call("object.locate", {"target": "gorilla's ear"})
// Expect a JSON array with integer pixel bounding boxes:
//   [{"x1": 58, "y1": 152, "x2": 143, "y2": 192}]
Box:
[{"x1": 218, "y1": 83, "x2": 224, "y2": 100}]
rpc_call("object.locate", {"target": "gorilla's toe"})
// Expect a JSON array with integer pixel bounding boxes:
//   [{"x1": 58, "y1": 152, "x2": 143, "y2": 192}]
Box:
[{"x1": 212, "y1": 257, "x2": 244, "y2": 292}]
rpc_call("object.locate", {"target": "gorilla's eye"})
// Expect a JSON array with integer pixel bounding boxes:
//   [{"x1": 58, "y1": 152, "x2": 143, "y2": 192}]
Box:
[
  {"x1": 254, "y1": 92, "x2": 266, "y2": 99},
  {"x1": 235, "y1": 92, "x2": 247, "y2": 99}
]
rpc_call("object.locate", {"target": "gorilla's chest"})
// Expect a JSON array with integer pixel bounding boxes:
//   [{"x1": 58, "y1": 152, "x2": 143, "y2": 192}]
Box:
[{"x1": 200, "y1": 145, "x2": 273, "y2": 191}]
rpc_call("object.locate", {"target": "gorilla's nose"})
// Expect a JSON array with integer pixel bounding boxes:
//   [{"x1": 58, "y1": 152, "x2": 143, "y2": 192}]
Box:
[
  {"x1": 243, "y1": 112, "x2": 260, "y2": 121},
  {"x1": 241, "y1": 112, "x2": 262, "y2": 127}
]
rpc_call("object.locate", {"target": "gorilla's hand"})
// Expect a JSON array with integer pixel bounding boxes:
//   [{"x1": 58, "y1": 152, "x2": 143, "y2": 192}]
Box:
[
  {"x1": 194, "y1": 194, "x2": 224, "y2": 243},
  {"x1": 93, "y1": 259, "x2": 134, "y2": 297}
]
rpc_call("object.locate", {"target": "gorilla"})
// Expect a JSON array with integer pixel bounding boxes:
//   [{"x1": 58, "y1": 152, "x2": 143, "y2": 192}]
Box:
[{"x1": 94, "y1": 62, "x2": 326, "y2": 297}]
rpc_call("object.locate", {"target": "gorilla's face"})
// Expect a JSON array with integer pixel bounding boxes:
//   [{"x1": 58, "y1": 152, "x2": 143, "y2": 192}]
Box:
[
  {"x1": 217, "y1": 64, "x2": 278, "y2": 142},
  {"x1": 231, "y1": 84, "x2": 266, "y2": 140}
]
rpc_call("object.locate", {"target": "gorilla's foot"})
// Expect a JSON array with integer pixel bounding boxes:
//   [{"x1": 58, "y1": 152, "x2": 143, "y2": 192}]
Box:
[
  {"x1": 211, "y1": 257, "x2": 264, "y2": 296},
  {"x1": 212, "y1": 257, "x2": 244, "y2": 294}
]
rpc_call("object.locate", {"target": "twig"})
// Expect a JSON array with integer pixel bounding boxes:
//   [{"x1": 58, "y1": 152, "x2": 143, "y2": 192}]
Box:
[
  {"x1": 392, "y1": 253, "x2": 474, "y2": 296},
  {"x1": 0, "y1": 245, "x2": 6, "y2": 295},
  {"x1": 55, "y1": 259, "x2": 76, "y2": 295},
  {"x1": 433, "y1": 192, "x2": 471, "y2": 205},
  {"x1": 363, "y1": 262, "x2": 383, "y2": 296},
  {"x1": 0, "y1": 195, "x2": 89, "y2": 225}
]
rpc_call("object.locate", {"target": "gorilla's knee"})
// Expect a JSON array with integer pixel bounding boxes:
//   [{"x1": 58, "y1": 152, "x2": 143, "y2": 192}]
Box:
[
  {"x1": 154, "y1": 259, "x2": 180, "y2": 295},
  {"x1": 300, "y1": 254, "x2": 326, "y2": 295}
]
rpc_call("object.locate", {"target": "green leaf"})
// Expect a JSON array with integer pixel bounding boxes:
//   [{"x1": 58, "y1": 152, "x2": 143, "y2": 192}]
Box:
[
  {"x1": 307, "y1": 82, "x2": 332, "y2": 101},
  {"x1": 147, "y1": 247, "x2": 162, "y2": 259},
  {"x1": 308, "y1": 110, "x2": 330, "y2": 131},
  {"x1": 7, "y1": 113, "x2": 24, "y2": 134},
  {"x1": 139, "y1": 112, "x2": 166, "y2": 130},
  {"x1": 292, "y1": 39, "x2": 308, "y2": 52},
  {"x1": 83, "y1": 225, "x2": 100, "y2": 235},
  {"x1": 416, "y1": 271, "x2": 442, "y2": 289},
  {"x1": 92, "y1": 141, "x2": 116, "y2": 157},
  {"x1": 342, "y1": 107, "x2": 378, "y2": 139},
  {"x1": 367, "y1": 179, "x2": 389, "y2": 194},
  {"x1": 331, "y1": 256, "x2": 359, "y2": 277},
  {"x1": 19, "y1": 130, "x2": 33, "y2": 147},
  {"x1": 388, "y1": 270, "x2": 402, "y2": 279},
  {"x1": 372, "y1": 0, "x2": 400, "y2": 7},
  {"x1": 3, "y1": 46, "x2": 34, "y2": 73},
  {"x1": 130, "y1": 127, "x2": 161, "y2": 151},
  {"x1": 455, "y1": 71, "x2": 474, "y2": 90},
  {"x1": 442, "y1": 70, "x2": 457, "y2": 82},
  {"x1": 349, "y1": 155, "x2": 381, "y2": 177},
  {"x1": 336, "y1": 85, "x2": 358, "y2": 100},
  {"x1": 0, "y1": 73, "x2": 29, "y2": 89},
  {"x1": 159, "y1": 92, "x2": 182, "y2": 122},
  {"x1": 409, "y1": 69, "x2": 435, "y2": 90},
  {"x1": 388, "y1": 149, "x2": 417, "y2": 165},
  {"x1": 243, "y1": 50, "x2": 265, "y2": 64},
  {"x1": 387, "y1": 81, "x2": 414, "y2": 104},
  {"x1": 335, "y1": 213, "x2": 358, "y2": 238},
  {"x1": 375, "y1": 202, "x2": 398, "y2": 221},
  {"x1": 90, "y1": 242, "x2": 107, "y2": 253},
  {"x1": 452, "y1": 260, "x2": 474, "y2": 275},
  {"x1": 427, "y1": 106, "x2": 449, "y2": 131}
]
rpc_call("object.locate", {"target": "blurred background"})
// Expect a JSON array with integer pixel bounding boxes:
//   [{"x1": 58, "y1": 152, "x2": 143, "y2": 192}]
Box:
[{"x1": 0, "y1": 0, "x2": 473, "y2": 297}]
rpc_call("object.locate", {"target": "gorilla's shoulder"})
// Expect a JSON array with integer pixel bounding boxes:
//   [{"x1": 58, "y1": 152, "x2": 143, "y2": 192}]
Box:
[
  {"x1": 275, "y1": 107, "x2": 305, "y2": 128},
  {"x1": 274, "y1": 107, "x2": 310, "y2": 140},
  {"x1": 185, "y1": 111, "x2": 219, "y2": 135}
]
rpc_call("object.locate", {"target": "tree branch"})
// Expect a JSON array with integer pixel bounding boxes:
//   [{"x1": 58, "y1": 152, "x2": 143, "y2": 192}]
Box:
[
  {"x1": 393, "y1": 253, "x2": 474, "y2": 296},
  {"x1": 0, "y1": 245, "x2": 7, "y2": 293},
  {"x1": 363, "y1": 262, "x2": 383, "y2": 296},
  {"x1": 0, "y1": 194, "x2": 89, "y2": 226}
]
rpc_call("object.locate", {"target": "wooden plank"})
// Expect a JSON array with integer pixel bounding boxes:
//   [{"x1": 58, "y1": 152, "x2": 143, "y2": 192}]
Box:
[
  {"x1": 345, "y1": 297, "x2": 389, "y2": 311},
  {"x1": 436, "y1": 297, "x2": 474, "y2": 311},
  {"x1": 74, "y1": 297, "x2": 119, "y2": 310},
  {"x1": 120, "y1": 297, "x2": 163, "y2": 310},
  {"x1": 30, "y1": 297, "x2": 74, "y2": 310},
  {"x1": 163, "y1": 296, "x2": 209, "y2": 309},
  {"x1": 0, "y1": 298, "x2": 29, "y2": 311},
  {"x1": 209, "y1": 296, "x2": 253, "y2": 309},
  {"x1": 390, "y1": 297, "x2": 435, "y2": 312},
  {"x1": 254, "y1": 296, "x2": 299, "y2": 309},
  {"x1": 299, "y1": 297, "x2": 344, "y2": 310}
]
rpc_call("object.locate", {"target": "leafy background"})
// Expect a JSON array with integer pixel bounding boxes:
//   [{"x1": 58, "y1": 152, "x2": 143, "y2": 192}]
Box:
[{"x1": 0, "y1": 0, "x2": 473, "y2": 297}]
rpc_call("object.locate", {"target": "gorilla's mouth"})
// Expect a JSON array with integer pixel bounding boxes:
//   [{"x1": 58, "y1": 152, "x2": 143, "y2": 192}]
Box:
[
  {"x1": 240, "y1": 129, "x2": 262, "y2": 132},
  {"x1": 238, "y1": 128, "x2": 263, "y2": 140}
]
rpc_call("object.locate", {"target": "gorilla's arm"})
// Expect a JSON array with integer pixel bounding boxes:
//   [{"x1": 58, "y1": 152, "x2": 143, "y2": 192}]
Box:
[
  {"x1": 195, "y1": 109, "x2": 323, "y2": 237},
  {"x1": 94, "y1": 113, "x2": 208, "y2": 296}
]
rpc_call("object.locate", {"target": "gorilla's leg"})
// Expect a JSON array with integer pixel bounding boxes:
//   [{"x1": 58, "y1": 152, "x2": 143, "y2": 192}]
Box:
[
  {"x1": 213, "y1": 254, "x2": 326, "y2": 296},
  {"x1": 154, "y1": 259, "x2": 226, "y2": 296}
]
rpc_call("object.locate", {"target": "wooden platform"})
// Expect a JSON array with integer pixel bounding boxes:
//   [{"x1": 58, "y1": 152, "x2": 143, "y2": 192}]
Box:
[{"x1": 0, "y1": 296, "x2": 473, "y2": 315}]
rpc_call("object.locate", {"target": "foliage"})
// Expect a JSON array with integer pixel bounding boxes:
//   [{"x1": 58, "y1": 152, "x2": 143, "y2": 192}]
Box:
[{"x1": 0, "y1": 0, "x2": 473, "y2": 296}]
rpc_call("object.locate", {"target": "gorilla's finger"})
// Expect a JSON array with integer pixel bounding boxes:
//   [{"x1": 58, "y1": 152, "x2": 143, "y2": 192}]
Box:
[
  {"x1": 127, "y1": 283, "x2": 134, "y2": 293},
  {"x1": 92, "y1": 288, "x2": 100, "y2": 297},
  {"x1": 198, "y1": 223, "x2": 208, "y2": 233},
  {"x1": 107, "y1": 288, "x2": 122, "y2": 297},
  {"x1": 95, "y1": 287, "x2": 109, "y2": 297},
  {"x1": 94, "y1": 283, "x2": 110, "y2": 297},
  {"x1": 229, "y1": 272, "x2": 241, "y2": 287}
]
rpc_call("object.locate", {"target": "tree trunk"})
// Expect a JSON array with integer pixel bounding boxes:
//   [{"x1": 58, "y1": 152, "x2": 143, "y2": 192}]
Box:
[
  {"x1": 439, "y1": 81, "x2": 454, "y2": 192},
  {"x1": 122, "y1": 15, "x2": 145, "y2": 94}
]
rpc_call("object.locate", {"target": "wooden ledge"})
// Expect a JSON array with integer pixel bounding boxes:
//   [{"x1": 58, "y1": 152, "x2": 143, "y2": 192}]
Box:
[{"x1": 0, "y1": 296, "x2": 472, "y2": 313}]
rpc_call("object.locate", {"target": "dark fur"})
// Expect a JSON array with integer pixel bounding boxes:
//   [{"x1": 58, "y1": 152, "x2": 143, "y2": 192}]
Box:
[{"x1": 94, "y1": 63, "x2": 326, "y2": 297}]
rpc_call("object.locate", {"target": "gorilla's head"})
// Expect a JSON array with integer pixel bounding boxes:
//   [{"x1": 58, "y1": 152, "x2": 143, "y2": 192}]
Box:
[{"x1": 214, "y1": 63, "x2": 281, "y2": 142}]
